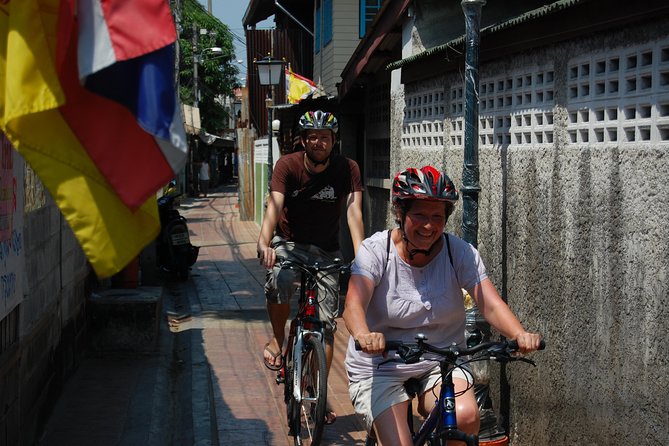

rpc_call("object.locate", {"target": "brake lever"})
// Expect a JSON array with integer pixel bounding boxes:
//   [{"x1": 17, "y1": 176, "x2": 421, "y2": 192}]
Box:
[
  {"x1": 376, "y1": 358, "x2": 401, "y2": 369},
  {"x1": 515, "y1": 356, "x2": 537, "y2": 367}
]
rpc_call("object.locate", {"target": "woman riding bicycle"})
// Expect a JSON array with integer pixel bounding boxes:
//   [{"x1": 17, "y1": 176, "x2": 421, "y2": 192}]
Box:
[{"x1": 342, "y1": 166, "x2": 542, "y2": 445}]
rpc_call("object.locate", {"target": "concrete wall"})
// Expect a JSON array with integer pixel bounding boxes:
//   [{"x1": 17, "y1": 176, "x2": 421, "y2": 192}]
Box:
[
  {"x1": 389, "y1": 18, "x2": 669, "y2": 446},
  {"x1": 0, "y1": 155, "x2": 90, "y2": 446}
]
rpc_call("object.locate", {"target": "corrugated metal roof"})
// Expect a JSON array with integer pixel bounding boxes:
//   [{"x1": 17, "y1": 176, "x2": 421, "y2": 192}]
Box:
[{"x1": 386, "y1": 0, "x2": 584, "y2": 70}]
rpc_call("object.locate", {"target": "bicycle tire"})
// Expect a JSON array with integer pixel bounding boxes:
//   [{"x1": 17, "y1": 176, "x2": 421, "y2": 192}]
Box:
[
  {"x1": 285, "y1": 355, "x2": 299, "y2": 437},
  {"x1": 292, "y1": 335, "x2": 327, "y2": 446}
]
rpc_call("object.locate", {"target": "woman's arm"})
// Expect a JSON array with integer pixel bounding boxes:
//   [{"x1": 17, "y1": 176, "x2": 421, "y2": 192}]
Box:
[
  {"x1": 342, "y1": 274, "x2": 385, "y2": 354},
  {"x1": 470, "y1": 278, "x2": 542, "y2": 353}
]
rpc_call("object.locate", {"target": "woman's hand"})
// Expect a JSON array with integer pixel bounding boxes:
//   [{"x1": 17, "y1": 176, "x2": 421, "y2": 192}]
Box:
[
  {"x1": 355, "y1": 332, "x2": 386, "y2": 355},
  {"x1": 513, "y1": 331, "x2": 543, "y2": 354}
]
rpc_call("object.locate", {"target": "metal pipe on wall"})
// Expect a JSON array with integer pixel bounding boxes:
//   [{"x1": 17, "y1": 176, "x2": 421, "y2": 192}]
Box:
[
  {"x1": 460, "y1": 1, "x2": 510, "y2": 443},
  {"x1": 461, "y1": 0, "x2": 485, "y2": 248}
]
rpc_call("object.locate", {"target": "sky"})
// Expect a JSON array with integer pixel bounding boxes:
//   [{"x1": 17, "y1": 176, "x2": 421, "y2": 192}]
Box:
[{"x1": 196, "y1": 0, "x2": 274, "y2": 86}]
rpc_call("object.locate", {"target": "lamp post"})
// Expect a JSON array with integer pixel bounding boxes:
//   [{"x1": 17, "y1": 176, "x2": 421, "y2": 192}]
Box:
[
  {"x1": 254, "y1": 55, "x2": 284, "y2": 187},
  {"x1": 460, "y1": 1, "x2": 506, "y2": 443}
]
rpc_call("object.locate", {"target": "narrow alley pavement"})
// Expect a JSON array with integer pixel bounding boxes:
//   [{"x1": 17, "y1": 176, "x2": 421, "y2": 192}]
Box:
[{"x1": 39, "y1": 184, "x2": 367, "y2": 446}]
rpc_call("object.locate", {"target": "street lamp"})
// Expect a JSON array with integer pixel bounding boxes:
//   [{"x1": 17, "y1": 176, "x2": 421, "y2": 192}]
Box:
[
  {"x1": 232, "y1": 100, "x2": 242, "y2": 121},
  {"x1": 194, "y1": 47, "x2": 223, "y2": 108},
  {"x1": 254, "y1": 55, "x2": 284, "y2": 186}
]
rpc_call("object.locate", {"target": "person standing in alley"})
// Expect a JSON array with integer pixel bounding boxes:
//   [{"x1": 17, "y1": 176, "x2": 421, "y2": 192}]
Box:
[
  {"x1": 199, "y1": 159, "x2": 211, "y2": 198},
  {"x1": 256, "y1": 109, "x2": 364, "y2": 424}
]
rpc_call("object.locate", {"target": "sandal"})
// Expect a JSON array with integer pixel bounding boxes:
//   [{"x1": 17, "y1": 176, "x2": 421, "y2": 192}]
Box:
[{"x1": 262, "y1": 342, "x2": 283, "y2": 371}]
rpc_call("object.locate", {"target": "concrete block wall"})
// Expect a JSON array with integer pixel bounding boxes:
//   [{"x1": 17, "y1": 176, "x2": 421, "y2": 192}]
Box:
[
  {"x1": 391, "y1": 18, "x2": 669, "y2": 446},
  {"x1": 0, "y1": 196, "x2": 90, "y2": 446}
]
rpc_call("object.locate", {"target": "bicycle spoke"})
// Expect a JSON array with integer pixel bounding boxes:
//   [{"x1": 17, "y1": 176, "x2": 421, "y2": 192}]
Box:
[{"x1": 293, "y1": 336, "x2": 327, "y2": 446}]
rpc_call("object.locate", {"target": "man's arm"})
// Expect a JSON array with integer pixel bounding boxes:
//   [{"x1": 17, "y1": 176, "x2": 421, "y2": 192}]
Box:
[
  {"x1": 257, "y1": 190, "x2": 285, "y2": 269},
  {"x1": 346, "y1": 190, "x2": 364, "y2": 255}
]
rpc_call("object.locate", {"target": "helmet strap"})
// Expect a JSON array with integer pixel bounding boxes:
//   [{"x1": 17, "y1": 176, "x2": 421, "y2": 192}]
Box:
[{"x1": 399, "y1": 221, "x2": 441, "y2": 260}]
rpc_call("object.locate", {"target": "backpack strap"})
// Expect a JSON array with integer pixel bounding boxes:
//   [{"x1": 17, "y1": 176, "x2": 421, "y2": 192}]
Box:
[
  {"x1": 384, "y1": 230, "x2": 452, "y2": 274},
  {"x1": 386, "y1": 229, "x2": 392, "y2": 268},
  {"x1": 444, "y1": 233, "x2": 453, "y2": 268}
]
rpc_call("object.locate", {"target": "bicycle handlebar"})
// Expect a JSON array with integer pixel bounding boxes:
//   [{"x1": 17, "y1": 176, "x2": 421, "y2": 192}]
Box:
[
  {"x1": 355, "y1": 336, "x2": 545, "y2": 365},
  {"x1": 275, "y1": 255, "x2": 351, "y2": 277}
]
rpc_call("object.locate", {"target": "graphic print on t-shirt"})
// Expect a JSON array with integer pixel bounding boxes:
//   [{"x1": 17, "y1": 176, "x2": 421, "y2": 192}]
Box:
[
  {"x1": 290, "y1": 184, "x2": 336, "y2": 202},
  {"x1": 311, "y1": 185, "x2": 335, "y2": 201}
]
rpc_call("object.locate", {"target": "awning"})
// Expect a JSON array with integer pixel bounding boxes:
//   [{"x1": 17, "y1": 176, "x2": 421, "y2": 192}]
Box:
[{"x1": 200, "y1": 131, "x2": 234, "y2": 149}]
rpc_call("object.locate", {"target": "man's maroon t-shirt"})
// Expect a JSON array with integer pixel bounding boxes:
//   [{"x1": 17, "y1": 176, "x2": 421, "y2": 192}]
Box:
[{"x1": 270, "y1": 151, "x2": 363, "y2": 252}]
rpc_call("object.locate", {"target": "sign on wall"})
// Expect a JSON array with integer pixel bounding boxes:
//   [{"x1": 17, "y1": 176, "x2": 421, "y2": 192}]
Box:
[
  {"x1": 0, "y1": 133, "x2": 24, "y2": 321},
  {"x1": 253, "y1": 137, "x2": 280, "y2": 166}
]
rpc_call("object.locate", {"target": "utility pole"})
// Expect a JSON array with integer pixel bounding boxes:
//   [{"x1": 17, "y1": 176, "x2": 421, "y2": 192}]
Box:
[
  {"x1": 193, "y1": 23, "x2": 199, "y2": 108},
  {"x1": 191, "y1": 23, "x2": 199, "y2": 196}
]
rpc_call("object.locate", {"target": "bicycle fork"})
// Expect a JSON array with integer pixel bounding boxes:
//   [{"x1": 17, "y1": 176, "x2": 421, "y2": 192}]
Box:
[
  {"x1": 291, "y1": 290, "x2": 323, "y2": 404},
  {"x1": 291, "y1": 328, "x2": 323, "y2": 403}
]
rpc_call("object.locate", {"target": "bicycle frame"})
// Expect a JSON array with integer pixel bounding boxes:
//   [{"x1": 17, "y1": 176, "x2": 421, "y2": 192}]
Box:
[
  {"x1": 283, "y1": 266, "x2": 325, "y2": 403},
  {"x1": 275, "y1": 256, "x2": 349, "y2": 445},
  {"x1": 412, "y1": 362, "x2": 478, "y2": 446},
  {"x1": 362, "y1": 337, "x2": 542, "y2": 446}
]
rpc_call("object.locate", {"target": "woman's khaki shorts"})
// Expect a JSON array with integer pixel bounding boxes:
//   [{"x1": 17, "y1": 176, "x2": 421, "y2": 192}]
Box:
[{"x1": 348, "y1": 363, "x2": 474, "y2": 432}]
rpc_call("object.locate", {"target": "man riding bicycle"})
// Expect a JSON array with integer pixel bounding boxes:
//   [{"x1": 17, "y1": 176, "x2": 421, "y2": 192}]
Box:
[{"x1": 257, "y1": 109, "x2": 364, "y2": 425}]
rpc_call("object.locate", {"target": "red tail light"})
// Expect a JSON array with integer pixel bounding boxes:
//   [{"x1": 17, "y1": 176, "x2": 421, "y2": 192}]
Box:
[
  {"x1": 305, "y1": 292, "x2": 317, "y2": 317},
  {"x1": 305, "y1": 302, "x2": 316, "y2": 317}
]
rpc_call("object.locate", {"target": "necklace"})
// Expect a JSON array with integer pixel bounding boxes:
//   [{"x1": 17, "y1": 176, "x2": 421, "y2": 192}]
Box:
[{"x1": 303, "y1": 152, "x2": 328, "y2": 174}]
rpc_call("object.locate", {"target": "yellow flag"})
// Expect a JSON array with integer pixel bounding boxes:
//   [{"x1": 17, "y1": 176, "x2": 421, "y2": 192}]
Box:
[
  {"x1": 0, "y1": 0, "x2": 159, "y2": 278},
  {"x1": 285, "y1": 68, "x2": 318, "y2": 104}
]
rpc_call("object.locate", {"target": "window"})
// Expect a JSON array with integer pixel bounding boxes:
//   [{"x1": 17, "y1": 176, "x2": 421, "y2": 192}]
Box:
[
  {"x1": 359, "y1": 0, "x2": 381, "y2": 38},
  {"x1": 315, "y1": 0, "x2": 333, "y2": 53},
  {"x1": 323, "y1": 0, "x2": 332, "y2": 45},
  {"x1": 315, "y1": 2, "x2": 321, "y2": 53}
]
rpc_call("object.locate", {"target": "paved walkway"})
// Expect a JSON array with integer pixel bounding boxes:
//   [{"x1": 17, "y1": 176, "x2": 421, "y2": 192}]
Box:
[
  {"x1": 39, "y1": 184, "x2": 367, "y2": 446},
  {"x1": 182, "y1": 185, "x2": 367, "y2": 445}
]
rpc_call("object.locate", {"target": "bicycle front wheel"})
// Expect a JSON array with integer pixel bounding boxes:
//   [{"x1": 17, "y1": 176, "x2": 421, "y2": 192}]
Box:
[{"x1": 293, "y1": 335, "x2": 327, "y2": 446}]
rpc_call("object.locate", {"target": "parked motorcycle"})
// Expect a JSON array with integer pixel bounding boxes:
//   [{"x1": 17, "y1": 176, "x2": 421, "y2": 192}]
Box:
[{"x1": 156, "y1": 183, "x2": 199, "y2": 280}]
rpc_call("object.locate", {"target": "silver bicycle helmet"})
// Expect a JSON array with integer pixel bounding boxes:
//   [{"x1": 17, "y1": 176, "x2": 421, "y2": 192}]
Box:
[{"x1": 298, "y1": 110, "x2": 339, "y2": 133}]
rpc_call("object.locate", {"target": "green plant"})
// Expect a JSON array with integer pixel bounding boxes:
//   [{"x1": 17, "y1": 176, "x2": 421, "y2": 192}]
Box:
[{"x1": 173, "y1": 0, "x2": 239, "y2": 135}]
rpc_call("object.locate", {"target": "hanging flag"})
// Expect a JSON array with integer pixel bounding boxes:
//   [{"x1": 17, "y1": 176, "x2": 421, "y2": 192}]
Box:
[
  {"x1": 286, "y1": 67, "x2": 318, "y2": 104},
  {"x1": 0, "y1": 0, "x2": 185, "y2": 278},
  {"x1": 70, "y1": 0, "x2": 187, "y2": 211}
]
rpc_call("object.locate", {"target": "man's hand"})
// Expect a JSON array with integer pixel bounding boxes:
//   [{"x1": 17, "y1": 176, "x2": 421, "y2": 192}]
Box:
[{"x1": 257, "y1": 242, "x2": 276, "y2": 270}]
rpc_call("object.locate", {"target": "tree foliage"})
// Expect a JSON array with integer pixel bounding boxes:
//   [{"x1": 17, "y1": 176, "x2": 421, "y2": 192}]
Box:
[{"x1": 173, "y1": 0, "x2": 239, "y2": 135}]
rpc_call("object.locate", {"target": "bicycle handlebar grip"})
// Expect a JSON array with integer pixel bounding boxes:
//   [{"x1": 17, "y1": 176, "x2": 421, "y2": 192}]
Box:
[{"x1": 507, "y1": 339, "x2": 546, "y2": 351}]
